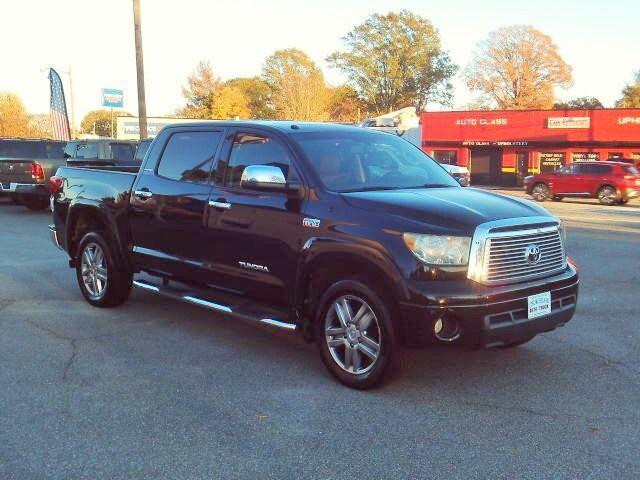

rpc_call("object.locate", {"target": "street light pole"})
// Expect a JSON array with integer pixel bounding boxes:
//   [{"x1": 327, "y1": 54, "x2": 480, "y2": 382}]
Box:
[
  {"x1": 132, "y1": 0, "x2": 148, "y2": 139},
  {"x1": 67, "y1": 66, "x2": 76, "y2": 137}
]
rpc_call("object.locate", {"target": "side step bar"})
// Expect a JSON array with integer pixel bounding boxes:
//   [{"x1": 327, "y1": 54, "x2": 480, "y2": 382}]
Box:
[{"x1": 133, "y1": 279, "x2": 297, "y2": 333}]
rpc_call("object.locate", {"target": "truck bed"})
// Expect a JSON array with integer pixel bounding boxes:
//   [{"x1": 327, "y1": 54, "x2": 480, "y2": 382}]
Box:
[{"x1": 54, "y1": 165, "x2": 138, "y2": 206}]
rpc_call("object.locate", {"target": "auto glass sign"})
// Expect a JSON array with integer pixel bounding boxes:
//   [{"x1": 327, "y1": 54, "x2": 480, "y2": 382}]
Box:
[
  {"x1": 101, "y1": 88, "x2": 124, "y2": 108},
  {"x1": 547, "y1": 117, "x2": 590, "y2": 129}
]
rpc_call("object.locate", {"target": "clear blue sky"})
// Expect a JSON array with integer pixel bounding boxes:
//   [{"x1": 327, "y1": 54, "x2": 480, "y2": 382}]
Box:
[{"x1": 2, "y1": 0, "x2": 638, "y2": 126}]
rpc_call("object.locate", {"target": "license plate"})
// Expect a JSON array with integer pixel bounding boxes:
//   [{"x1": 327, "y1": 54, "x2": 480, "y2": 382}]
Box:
[{"x1": 528, "y1": 291, "x2": 551, "y2": 320}]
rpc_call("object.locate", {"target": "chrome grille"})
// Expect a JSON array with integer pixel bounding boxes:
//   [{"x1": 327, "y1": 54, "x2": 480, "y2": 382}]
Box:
[{"x1": 484, "y1": 226, "x2": 565, "y2": 284}]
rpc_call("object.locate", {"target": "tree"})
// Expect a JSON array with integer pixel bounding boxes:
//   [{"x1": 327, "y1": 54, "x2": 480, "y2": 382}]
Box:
[
  {"x1": 28, "y1": 114, "x2": 53, "y2": 138},
  {"x1": 328, "y1": 85, "x2": 368, "y2": 122},
  {"x1": 616, "y1": 71, "x2": 640, "y2": 108},
  {"x1": 225, "y1": 77, "x2": 276, "y2": 119},
  {"x1": 465, "y1": 25, "x2": 573, "y2": 109},
  {"x1": 553, "y1": 97, "x2": 604, "y2": 109},
  {"x1": 262, "y1": 48, "x2": 331, "y2": 121},
  {"x1": 80, "y1": 110, "x2": 131, "y2": 137},
  {"x1": 0, "y1": 92, "x2": 32, "y2": 137},
  {"x1": 178, "y1": 60, "x2": 222, "y2": 118},
  {"x1": 327, "y1": 10, "x2": 457, "y2": 114},
  {"x1": 209, "y1": 85, "x2": 251, "y2": 119}
]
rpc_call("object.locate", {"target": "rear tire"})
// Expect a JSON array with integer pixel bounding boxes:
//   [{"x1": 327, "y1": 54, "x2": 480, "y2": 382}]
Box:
[
  {"x1": 531, "y1": 183, "x2": 549, "y2": 202},
  {"x1": 597, "y1": 185, "x2": 618, "y2": 206},
  {"x1": 23, "y1": 197, "x2": 50, "y2": 211},
  {"x1": 316, "y1": 278, "x2": 400, "y2": 389},
  {"x1": 75, "y1": 231, "x2": 132, "y2": 308}
]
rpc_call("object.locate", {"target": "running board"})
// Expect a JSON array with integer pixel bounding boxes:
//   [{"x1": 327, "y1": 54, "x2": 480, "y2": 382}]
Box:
[{"x1": 132, "y1": 278, "x2": 297, "y2": 333}]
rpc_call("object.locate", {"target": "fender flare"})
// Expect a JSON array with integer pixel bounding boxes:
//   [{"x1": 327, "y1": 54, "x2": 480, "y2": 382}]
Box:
[
  {"x1": 65, "y1": 199, "x2": 130, "y2": 267},
  {"x1": 293, "y1": 236, "x2": 410, "y2": 311}
]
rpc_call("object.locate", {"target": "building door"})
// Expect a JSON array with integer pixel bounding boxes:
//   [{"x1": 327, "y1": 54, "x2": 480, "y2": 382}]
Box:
[
  {"x1": 516, "y1": 152, "x2": 528, "y2": 186},
  {"x1": 470, "y1": 148, "x2": 501, "y2": 185}
]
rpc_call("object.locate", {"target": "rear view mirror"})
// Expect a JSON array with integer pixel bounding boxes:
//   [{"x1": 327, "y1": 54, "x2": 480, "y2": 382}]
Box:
[{"x1": 240, "y1": 165, "x2": 287, "y2": 191}]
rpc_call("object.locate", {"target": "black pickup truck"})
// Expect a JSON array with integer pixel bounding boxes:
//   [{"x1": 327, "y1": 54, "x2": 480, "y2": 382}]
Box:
[{"x1": 50, "y1": 121, "x2": 579, "y2": 389}]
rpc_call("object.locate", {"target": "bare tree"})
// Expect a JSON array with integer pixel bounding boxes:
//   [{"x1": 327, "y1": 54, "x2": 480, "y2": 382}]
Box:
[{"x1": 465, "y1": 25, "x2": 573, "y2": 109}]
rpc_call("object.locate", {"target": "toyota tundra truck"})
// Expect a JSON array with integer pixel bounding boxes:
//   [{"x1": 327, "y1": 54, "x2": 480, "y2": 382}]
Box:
[{"x1": 49, "y1": 121, "x2": 579, "y2": 389}]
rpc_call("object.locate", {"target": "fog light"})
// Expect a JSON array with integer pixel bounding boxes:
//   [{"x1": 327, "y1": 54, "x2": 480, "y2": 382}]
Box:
[{"x1": 433, "y1": 315, "x2": 461, "y2": 342}]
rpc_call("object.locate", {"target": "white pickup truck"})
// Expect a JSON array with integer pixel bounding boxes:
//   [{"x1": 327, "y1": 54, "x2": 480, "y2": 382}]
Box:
[{"x1": 360, "y1": 108, "x2": 471, "y2": 186}]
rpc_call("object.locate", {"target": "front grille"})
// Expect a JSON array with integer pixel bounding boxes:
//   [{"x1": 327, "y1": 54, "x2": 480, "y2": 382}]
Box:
[{"x1": 484, "y1": 226, "x2": 565, "y2": 284}]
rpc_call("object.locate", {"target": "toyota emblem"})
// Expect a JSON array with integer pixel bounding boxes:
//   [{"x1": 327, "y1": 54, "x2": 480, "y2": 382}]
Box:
[{"x1": 525, "y1": 244, "x2": 542, "y2": 265}]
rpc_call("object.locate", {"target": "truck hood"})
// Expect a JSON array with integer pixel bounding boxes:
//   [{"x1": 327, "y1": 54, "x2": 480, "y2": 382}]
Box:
[{"x1": 341, "y1": 187, "x2": 550, "y2": 233}]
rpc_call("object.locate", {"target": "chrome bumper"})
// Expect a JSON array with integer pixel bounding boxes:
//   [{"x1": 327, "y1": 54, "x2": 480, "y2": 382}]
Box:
[{"x1": 49, "y1": 224, "x2": 63, "y2": 250}]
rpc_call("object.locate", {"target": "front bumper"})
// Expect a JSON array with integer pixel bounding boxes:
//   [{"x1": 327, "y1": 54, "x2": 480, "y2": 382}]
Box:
[
  {"x1": 623, "y1": 188, "x2": 639, "y2": 200},
  {"x1": 400, "y1": 264, "x2": 579, "y2": 347}
]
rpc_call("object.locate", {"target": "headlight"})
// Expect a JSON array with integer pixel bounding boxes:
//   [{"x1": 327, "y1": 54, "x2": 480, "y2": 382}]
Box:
[{"x1": 403, "y1": 233, "x2": 471, "y2": 265}]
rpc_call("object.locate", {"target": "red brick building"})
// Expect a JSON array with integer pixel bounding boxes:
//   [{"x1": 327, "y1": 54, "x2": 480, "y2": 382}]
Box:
[{"x1": 421, "y1": 108, "x2": 640, "y2": 185}]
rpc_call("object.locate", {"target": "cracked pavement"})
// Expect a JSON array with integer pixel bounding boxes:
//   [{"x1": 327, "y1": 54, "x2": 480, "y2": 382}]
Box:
[{"x1": 1, "y1": 195, "x2": 639, "y2": 479}]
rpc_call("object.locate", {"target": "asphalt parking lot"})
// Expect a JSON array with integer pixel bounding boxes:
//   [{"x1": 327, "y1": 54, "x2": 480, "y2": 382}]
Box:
[{"x1": 1, "y1": 193, "x2": 639, "y2": 479}]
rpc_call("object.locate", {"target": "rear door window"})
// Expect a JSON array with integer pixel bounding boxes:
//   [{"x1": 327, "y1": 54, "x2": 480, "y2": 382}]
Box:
[
  {"x1": 75, "y1": 142, "x2": 99, "y2": 159},
  {"x1": 156, "y1": 131, "x2": 223, "y2": 183},
  {"x1": 109, "y1": 142, "x2": 135, "y2": 164},
  {"x1": 64, "y1": 141, "x2": 78, "y2": 158}
]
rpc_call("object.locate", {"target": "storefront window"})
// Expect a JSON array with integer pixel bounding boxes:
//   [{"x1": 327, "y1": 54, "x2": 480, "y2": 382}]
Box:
[
  {"x1": 432, "y1": 150, "x2": 457, "y2": 165},
  {"x1": 539, "y1": 152, "x2": 565, "y2": 173},
  {"x1": 608, "y1": 152, "x2": 623, "y2": 159},
  {"x1": 572, "y1": 152, "x2": 599, "y2": 162}
]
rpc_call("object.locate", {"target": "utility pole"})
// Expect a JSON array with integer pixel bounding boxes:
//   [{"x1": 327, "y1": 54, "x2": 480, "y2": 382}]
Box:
[
  {"x1": 132, "y1": 0, "x2": 148, "y2": 139},
  {"x1": 67, "y1": 66, "x2": 76, "y2": 137}
]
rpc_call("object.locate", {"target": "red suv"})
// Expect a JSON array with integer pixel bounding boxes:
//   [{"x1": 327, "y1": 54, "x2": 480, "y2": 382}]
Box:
[{"x1": 524, "y1": 161, "x2": 640, "y2": 205}]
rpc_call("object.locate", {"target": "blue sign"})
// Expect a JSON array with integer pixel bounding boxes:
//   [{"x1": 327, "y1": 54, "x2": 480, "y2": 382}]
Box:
[{"x1": 101, "y1": 88, "x2": 124, "y2": 108}]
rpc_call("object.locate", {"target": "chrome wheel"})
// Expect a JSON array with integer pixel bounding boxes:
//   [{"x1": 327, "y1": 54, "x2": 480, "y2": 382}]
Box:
[
  {"x1": 80, "y1": 242, "x2": 108, "y2": 298},
  {"x1": 325, "y1": 295, "x2": 381, "y2": 374},
  {"x1": 598, "y1": 186, "x2": 617, "y2": 205},
  {"x1": 532, "y1": 184, "x2": 548, "y2": 201}
]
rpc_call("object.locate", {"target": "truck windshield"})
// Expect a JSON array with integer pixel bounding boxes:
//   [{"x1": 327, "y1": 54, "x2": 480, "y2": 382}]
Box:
[{"x1": 292, "y1": 130, "x2": 458, "y2": 192}]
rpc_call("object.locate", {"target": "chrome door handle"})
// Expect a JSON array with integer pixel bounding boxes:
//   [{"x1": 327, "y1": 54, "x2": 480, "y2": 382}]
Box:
[
  {"x1": 134, "y1": 189, "x2": 153, "y2": 199},
  {"x1": 208, "y1": 200, "x2": 231, "y2": 210}
]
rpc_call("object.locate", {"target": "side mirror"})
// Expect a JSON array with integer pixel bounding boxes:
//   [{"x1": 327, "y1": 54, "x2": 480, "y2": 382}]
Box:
[{"x1": 240, "y1": 165, "x2": 287, "y2": 191}]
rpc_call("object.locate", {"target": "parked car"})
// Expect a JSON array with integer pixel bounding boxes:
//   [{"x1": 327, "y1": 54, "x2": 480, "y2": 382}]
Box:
[
  {"x1": 50, "y1": 121, "x2": 578, "y2": 389},
  {"x1": 64, "y1": 138, "x2": 139, "y2": 168},
  {"x1": 0, "y1": 138, "x2": 66, "y2": 210},
  {"x1": 524, "y1": 161, "x2": 640, "y2": 205}
]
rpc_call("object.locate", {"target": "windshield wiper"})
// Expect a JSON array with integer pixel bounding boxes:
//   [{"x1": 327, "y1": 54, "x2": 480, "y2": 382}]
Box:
[
  {"x1": 340, "y1": 186, "x2": 404, "y2": 193},
  {"x1": 418, "y1": 183, "x2": 454, "y2": 188}
]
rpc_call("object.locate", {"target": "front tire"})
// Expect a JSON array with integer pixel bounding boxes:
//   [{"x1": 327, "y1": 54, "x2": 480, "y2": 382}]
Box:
[
  {"x1": 316, "y1": 279, "x2": 400, "y2": 389},
  {"x1": 531, "y1": 183, "x2": 549, "y2": 202},
  {"x1": 597, "y1": 185, "x2": 618, "y2": 206},
  {"x1": 75, "y1": 231, "x2": 132, "y2": 308}
]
